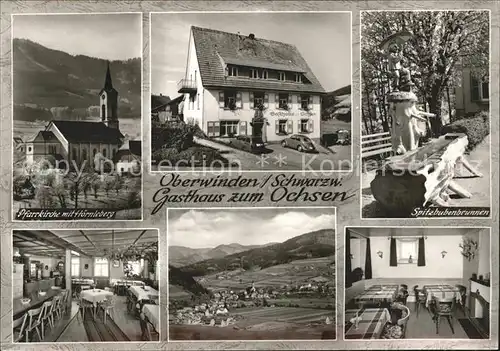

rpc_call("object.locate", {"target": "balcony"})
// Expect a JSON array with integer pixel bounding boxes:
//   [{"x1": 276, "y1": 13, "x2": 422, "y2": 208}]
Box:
[{"x1": 177, "y1": 79, "x2": 197, "y2": 94}]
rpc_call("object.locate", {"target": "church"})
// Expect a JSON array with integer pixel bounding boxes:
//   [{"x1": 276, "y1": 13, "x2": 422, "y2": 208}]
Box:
[{"x1": 25, "y1": 63, "x2": 139, "y2": 173}]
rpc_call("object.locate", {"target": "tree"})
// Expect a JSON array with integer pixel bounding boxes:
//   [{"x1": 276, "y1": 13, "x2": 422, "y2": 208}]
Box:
[{"x1": 361, "y1": 11, "x2": 489, "y2": 135}]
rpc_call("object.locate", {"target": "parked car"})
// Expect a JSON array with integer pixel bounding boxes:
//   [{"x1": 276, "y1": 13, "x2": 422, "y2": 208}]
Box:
[
  {"x1": 281, "y1": 134, "x2": 316, "y2": 152},
  {"x1": 336, "y1": 129, "x2": 351, "y2": 145},
  {"x1": 229, "y1": 135, "x2": 266, "y2": 153}
]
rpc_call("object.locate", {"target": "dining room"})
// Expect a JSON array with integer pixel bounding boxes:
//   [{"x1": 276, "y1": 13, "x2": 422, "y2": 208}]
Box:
[
  {"x1": 344, "y1": 227, "x2": 491, "y2": 340},
  {"x1": 12, "y1": 229, "x2": 160, "y2": 343}
]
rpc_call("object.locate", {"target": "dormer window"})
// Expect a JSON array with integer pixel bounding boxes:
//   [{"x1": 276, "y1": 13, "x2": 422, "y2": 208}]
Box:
[
  {"x1": 228, "y1": 65, "x2": 238, "y2": 77},
  {"x1": 262, "y1": 70, "x2": 268, "y2": 79},
  {"x1": 278, "y1": 72, "x2": 286, "y2": 81},
  {"x1": 250, "y1": 68, "x2": 259, "y2": 79},
  {"x1": 295, "y1": 73, "x2": 302, "y2": 83}
]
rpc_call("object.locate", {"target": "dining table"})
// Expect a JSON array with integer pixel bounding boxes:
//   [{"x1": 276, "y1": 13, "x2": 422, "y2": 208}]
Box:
[
  {"x1": 345, "y1": 308, "x2": 391, "y2": 339},
  {"x1": 142, "y1": 304, "x2": 159, "y2": 332},
  {"x1": 354, "y1": 285, "x2": 399, "y2": 306},
  {"x1": 13, "y1": 287, "x2": 62, "y2": 317},
  {"x1": 130, "y1": 285, "x2": 159, "y2": 302},
  {"x1": 423, "y1": 284, "x2": 461, "y2": 307},
  {"x1": 81, "y1": 288, "x2": 113, "y2": 318}
]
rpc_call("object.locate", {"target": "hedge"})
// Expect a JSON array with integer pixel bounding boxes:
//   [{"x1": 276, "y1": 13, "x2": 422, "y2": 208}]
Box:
[
  {"x1": 441, "y1": 111, "x2": 489, "y2": 151},
  {"x1": 152, "y1": 146, "x2": 229, "y2": 167}
]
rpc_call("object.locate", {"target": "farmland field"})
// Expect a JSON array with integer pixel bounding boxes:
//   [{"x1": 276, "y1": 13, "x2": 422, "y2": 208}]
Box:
[
  {"x1": 198, "y1": 256, "x2": 335, "y2": 290},
  {"x1": 235, "y1": 306, "x2": 334, "y2": 325},
  {"x1": 169, "y1": 306, "x2": 336, "y2": 340}
]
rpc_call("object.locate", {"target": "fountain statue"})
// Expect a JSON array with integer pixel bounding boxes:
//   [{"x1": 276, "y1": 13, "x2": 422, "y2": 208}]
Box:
[{"x1": 380, "y1": 31, "x2": 436, "y2": 155}]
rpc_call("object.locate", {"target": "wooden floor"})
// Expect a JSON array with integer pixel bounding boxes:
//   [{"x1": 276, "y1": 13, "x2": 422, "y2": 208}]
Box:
[
  {"x1": 54, "y1": 296, "x2": 143, "y2": 342},
  {"x1": 405, "y1": 302, "x2": 470, "y2": 339}
]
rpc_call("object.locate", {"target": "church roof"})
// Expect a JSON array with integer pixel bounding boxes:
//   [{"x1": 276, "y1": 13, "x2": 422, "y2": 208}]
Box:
[
  {"x1": 27, "y1": 130, "x2": 58, "y2": 143},
  {"x1": 191, "y1": 26, "x2": 325, "y2": 93},
  {"x1": 50, "y1": 120, "x2": 123, "y2": 144},
  {"x1": 99, "y1": 61, "x2": 118, "y2": 95},
  {"x1": 118, "y1": 139, "x2": 141, "y2": 156}
]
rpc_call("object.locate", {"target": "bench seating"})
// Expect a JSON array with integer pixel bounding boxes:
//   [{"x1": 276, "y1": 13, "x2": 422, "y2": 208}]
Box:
[{"x1": 361, "y1": 131, "x2": 393, "y2": 158}]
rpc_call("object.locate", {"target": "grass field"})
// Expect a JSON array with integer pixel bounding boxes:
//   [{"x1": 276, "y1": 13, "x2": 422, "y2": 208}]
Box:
[
  {"x1": 235, "y1": 306, "x2": 334, "y2": 325},
  {"x1": 199, "y1": 256, "x2": 335, "y2": 290},
  {"x1": 169, "y1": 306, "x2": 336, "y2": 340}
]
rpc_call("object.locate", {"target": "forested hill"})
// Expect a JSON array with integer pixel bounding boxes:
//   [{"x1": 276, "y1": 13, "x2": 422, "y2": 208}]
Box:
[{"x1": 13, "y1": 38, "x2": 141, "y2": 121}]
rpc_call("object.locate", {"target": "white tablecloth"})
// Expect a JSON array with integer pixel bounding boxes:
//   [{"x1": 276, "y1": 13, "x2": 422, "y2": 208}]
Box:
[
  {"x1": 142, "y1": 304, "x2": 159, "y2": 331},
  {"x1": 130, "y1": 285, "x2": 159, "y2": 301},
  {"x1": 81, "y1": 289, "x2": 113, "y2": 305}
]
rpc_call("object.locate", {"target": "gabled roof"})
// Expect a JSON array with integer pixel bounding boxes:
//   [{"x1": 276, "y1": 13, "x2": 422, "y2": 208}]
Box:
[
  {"x1": 50, "y1": 120, "x2": 123, "y2": 144},
  {"x1": 151, "y1": 94, "x2": 171, "y2": 112},
  {"x1": 31, "y1": 130, "x2": 58, "y2": 143},
  {"x1": 191, "y1": 26, "x2": 325, "y2": 94},
  {"x1": 118, "y1": 139, "x2": 142, "y2": 156}
]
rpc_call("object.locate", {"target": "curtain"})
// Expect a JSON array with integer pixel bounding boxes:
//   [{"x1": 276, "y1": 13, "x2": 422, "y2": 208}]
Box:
[
  {"x1": 346, "y1": 230, "x2": 352, "y2": 288},
  {"x1": 365, "y1": 237, "x2": 372, "y2": 279},
  {"x1": 418, "y1": 237, "x2": 426, "y2": 266},
  {"x1": 390, "y1": 237, "x2": 398, "y2": 266}
]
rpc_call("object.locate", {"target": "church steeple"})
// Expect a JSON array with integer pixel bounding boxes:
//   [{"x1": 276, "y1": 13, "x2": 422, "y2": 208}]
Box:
[
  {"x1": 99, "y1": 61, "x2": 119, "y2": 131},
  {"x1": 104, "y1": 61, "x2": 113, "y2": 91}
]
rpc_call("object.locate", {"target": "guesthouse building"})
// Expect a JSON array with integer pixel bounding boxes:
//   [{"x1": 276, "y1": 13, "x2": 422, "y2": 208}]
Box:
[{"x1": 178, "y1": 26, "x2": 326, "y2": 143}]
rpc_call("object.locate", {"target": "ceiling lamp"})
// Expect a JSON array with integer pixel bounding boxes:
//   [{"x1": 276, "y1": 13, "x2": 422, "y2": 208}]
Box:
[{"x1": 13, "y1": 248, "x2": 21, "y2": 257}]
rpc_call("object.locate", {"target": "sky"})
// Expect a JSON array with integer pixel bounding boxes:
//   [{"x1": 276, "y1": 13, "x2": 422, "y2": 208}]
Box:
[
  {"x1": 13, "y1": 13, "x2": 142, "y2": 60},
  {"x1": 151, "y1": 12, "x2": 351, "y2": 98},
  {"x1": 168, "y1": 208, "x2": 336, "y2": 248}
]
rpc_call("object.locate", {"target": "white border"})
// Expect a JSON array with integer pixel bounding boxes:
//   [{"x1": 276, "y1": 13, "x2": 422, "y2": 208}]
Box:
[
  {"x1": 358, "y1": 9, "x2": 493, "y2": 220},
  {"x1": 10, "y1": 227, "x2": 161, "y2": 344},
  {"x1": 10, "y1": 12, "x2": 145, "y2": 223},
  {"x1": 342, "y1": 225, "x2": 493, "y2": 342},
  {"x1": 148, "y1": 11, "x2": 353, "y2": 174},
  {"x1": 166, "y1": 206, "x2": 338, "y2": 342}
]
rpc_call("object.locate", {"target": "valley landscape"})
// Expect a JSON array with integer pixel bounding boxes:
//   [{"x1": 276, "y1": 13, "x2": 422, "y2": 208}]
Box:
[{"x1": 168, "y1": 228, "x2": 336, "y2": 340}]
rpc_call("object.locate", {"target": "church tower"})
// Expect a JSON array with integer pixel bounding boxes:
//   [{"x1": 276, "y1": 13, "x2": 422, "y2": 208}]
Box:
[{"x1": 99, "y1": 61, "x2": 119, "y2": 131}]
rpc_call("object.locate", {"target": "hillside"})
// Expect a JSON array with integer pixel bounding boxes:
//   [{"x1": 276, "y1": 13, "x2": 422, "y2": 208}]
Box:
[
  {"x1": 169, "y1": 243, "x2": 271, "y2": 267},
  {"x1": 169, "y1": 265, "x2": 210, "y2": 297},
  {"x1": 13, "y1": 38, "x2": 141, "y2": 121},
  {"x1": 178, "y1": 229, "x2": 335, "y2": 277},
  {"x1": 322, "y1": 85, "x2": 351, "y2": 122}
]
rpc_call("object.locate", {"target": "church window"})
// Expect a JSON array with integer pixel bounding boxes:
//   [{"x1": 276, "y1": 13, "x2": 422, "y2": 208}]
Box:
[
  {"x1": 103, "y1": 148, "x2": 107, "y2": 158},
  {"x1": 28, "y1": 146, "x2": 32, "y2": 152},
  {"x1": 112, "y1": 149, "x2": 117, "y2": 159},
  {"x1": 93, "y1": 148, "x2": 97, "y2": 156},
  {"x1": 101, "y1": 104, "x2": 106, "y2": 119},
  {"x1": 72, "y1": 147, "x2": 78, "y2": 161},
  {"x1": 82, "y1": 148, "x2": 87, "y2": 161},
  {"x1": 49, "y1": 145, "x2": 56, "y2": 154}
]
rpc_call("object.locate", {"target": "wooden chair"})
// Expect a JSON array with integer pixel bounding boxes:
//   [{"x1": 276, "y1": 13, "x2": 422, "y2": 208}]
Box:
[
  {"x1": 139, "y1": 312, "x2": 152, "y2": 341},
  {"x1": 455, "y1": 284, "x2": 467, "y2": 315},
  {"x1": 76, "y1": 296, "x2": 94, "y2": 323},
  {"x1": 100, "y1": 295, "x2": 116, "y2": 324},
  {"x1": 432, "y1": 296, "x2": 456, "y2": 334},
  {"x1": 381, "y1": 304, "x2": 410, "y2": 339},
  {"x1": 13, "y1": 313, "x2": 27, "y2": 343},
  {"x1": 413, "y1": 285, "x2": 427, "y2": 317},
  {"x1": 25, "y1": 307, "x2": 43, "y2": 342},
  {"x1": 40, "y1": 301, "x2": 53, "y2": 340},
  {"x1": 60, "y1": 289, "x2": 70, "y2": 315},
  {"x1": 396, "y1": 287, "x2": 409, "y2": 305}
]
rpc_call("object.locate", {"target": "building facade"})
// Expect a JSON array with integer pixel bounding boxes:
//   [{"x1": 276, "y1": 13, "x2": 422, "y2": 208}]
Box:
[{"x1": 179, "y1": 26, "x2": 326, "y2": 143}]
